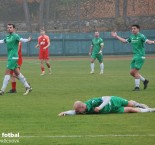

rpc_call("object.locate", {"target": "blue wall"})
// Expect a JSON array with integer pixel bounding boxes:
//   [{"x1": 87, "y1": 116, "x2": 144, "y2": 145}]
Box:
[{"x1": 0, "y1": 29, "x2": 155, "y2": 56}]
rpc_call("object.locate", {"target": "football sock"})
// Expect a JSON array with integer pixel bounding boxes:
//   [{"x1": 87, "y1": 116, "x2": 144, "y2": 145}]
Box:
[
  {"x1": 17, "y1": 73, "x2": 30, "y2": 88},
  {"x1": 135, "y1": 79, "x2": 140, "y2": 87},
  {"x1": 1, "y1": 75, "x2": 10, "y2": 92},
  {"x1": 100, "y1": 63, "x2": 104, "y2": 72},
  {"x1": 12, "y1": 82, "x2": 16, "y2": 90},
  {"x1": 139, "y1": 108, "x2": 150, "y2": 113},
  {"x1": 41, "y1": 67, "x2": 45, "y2": 72},
  {"x1": 91, "y1": 63, "x2": 94, "y2": 72},
  {"x1": 139, "y1": 75, "x2": 145, "y2": 82}
]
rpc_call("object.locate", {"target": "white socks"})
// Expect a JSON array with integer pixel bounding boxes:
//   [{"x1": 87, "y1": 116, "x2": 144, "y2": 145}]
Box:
[
  {"x1": 90, "y1": 63, "x2": 104, "y2": 72},
  {"x1": 135, "y1": 79, "x2": 140, "y2": 87},
  {"x1": 139, "y1": 75, "x2": 145, "y2": 82},
  {"x1": 17, "y1": 73, "x2": 30, "y2": 88},
  {"x1": 100, "y1": 63, "x2": 104, "y2": 72},
  {"x1": 1, "y1": 75, "x2": 10, "y2": 92},
  {"x1": 139, "y1": 108, "x2": 150, "y2": 113},
  {"x1": 90, "y1": 63, "x2": 94, "y2": 72}
]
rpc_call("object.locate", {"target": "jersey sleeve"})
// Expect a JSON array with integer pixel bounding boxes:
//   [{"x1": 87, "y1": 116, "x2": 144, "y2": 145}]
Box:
[
  {"x1": 46, "y1": 36, "x2": 50, "y2": 43},
  {"x1": 100, "y1": 38, "x2": 104, "y2": 46},
  {"x1": 126, "y1": 36, "x2": 131, "y2": 43},
  {"x1": 141, "y1": 34, "x2": 147, "y2": 43},
  {"x1": 16, "y1": 34, "x2": 21, "y2": 42}
]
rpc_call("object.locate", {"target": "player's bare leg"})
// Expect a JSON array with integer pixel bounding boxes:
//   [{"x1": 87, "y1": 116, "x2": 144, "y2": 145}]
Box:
[
  {"x1": 130, "y1": 69, "x2": 149, "y2": 91},
  {"x1": 90, "y1": 58, "x2": 95, "y2": 74},
  {"x1": 45, "y1": 59, "x2": 51, "y2": 74},
  {"x1": 40, "y1": 59, "x2": 45, "y2": 75}
]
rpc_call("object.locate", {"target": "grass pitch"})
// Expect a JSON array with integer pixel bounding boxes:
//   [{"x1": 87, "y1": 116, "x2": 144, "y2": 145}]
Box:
[{"x1": 0, "y1": 56, "x2": 155, "y2": 145}]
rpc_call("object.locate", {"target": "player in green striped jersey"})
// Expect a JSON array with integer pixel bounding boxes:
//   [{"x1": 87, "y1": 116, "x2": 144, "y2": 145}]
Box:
[
  {"x1": 89, "y1": 32, "x2": 104, "y2": 74},
  {"x1": 58, "y1": 96, "x2": 155, "y2": 116},
  {"x1": 111, "y1": 25, "x2": 155, "y2": 91},
  {"x1": 0, "y1": 23, "x2": 32, "y2": 95}
]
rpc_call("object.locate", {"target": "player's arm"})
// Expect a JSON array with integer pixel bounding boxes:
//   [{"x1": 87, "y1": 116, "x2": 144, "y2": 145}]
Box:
[
  {"x1": 89, "y1": 44, "x2": 93, "y2": 56},
  {"x1": 35, "y1": 44, "x2": 40, "y2": 48},
  {"x1": 99, "y1": 41, "x2": 104, "y2": 54},
  {"x1": 111, "y1": 32, "x2": 127, "y2": 43},
  {"x1": 0, "y1": 39, "x2": 5, "y2": 44},
  {"x1": 94, "y1": 96, "x2": 111, "y2": 112},
  {"x1": 58, "y1": 110, "x2": 76, "y2": 117},
  {"x1": 145, "y1": 39, "x2": 155, "y2": 44},
  {"x1": 20, "y1": 36, "x2": 32, "y2": 43}
]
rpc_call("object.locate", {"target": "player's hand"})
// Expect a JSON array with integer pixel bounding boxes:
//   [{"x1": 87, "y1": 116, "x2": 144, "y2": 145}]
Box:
[
  {"x1": 94, "y1": 107, "x2": 100, "y2": 112},
  {"x1": 98, "y1": 50, "x2": 102, "y2": 54},
  {"x1": 111, "y1": 32, "x2": 118, "y2": 38},
  {"x1": 28, "y1": 36, "x2": 32, "y2": 42},
  {"x1": 58, "y1": 112, "x2": 66, "y2": 117},
  {"x1": 43, "y1": 47, "x2": 46, "y2": 50},
  {"x1": 89, "y1": 52, "x2": 91, "y2": 56}
]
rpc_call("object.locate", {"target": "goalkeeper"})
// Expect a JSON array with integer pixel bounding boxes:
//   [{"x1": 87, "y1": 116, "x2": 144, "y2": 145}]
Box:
[{"x1": 58, "y1": 96, "x2": 155, "y2": 116}]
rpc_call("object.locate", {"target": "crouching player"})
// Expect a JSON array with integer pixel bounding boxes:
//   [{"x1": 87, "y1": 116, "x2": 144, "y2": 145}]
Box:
[{"x1": 58, "y1": 96, "x2": 155, "y2": 116}]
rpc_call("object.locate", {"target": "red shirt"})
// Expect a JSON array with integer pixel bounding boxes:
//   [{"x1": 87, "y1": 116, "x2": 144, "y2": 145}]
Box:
[{"x1": 38, "y1": 35, "x2": 50, "y2": 52}]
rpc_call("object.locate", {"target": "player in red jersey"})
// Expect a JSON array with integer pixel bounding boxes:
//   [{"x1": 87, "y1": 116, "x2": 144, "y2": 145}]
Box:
[
  {"x1": 35, "y1": 29, "x2": 51, "y2": 75},
  {"x1": 8, "y1": 42, "x2": 23, "y2": 93}
]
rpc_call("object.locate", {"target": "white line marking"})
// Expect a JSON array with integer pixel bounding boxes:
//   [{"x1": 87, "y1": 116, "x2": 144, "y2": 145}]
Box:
[{"x1": 18, "y1": 134, "x2": 155, "y2": 138}]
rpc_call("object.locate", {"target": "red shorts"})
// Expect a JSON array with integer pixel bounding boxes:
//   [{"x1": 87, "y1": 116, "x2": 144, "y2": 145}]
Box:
[{"x1": 39, "y1": 50, "x2": 49, "y2": 60}]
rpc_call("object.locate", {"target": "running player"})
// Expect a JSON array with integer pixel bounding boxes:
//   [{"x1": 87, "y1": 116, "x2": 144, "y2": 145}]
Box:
[
  {"x1": 89, "y1": 32, "x2": 104, "y2": 74},
  {"x1": 8, "y1": 42, "x2": 22, "y2": 93},
  {"x1": 0, "y1": 23, "x2": 32, "y2": 95},
  {"x1": 35, "y1": 28, "x2": 51, "y2": 75},
  {"x1": 111, "y1": 24, "x2": 155, "y2": 91},
  {"x1": 58, "y1": 96, "x2": 155, "y2": 116}
]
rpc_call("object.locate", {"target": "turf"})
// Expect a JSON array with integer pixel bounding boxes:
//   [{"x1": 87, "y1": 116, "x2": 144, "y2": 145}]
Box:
[{"x1": 0, "y1": 56, "x2": 155, "y2": 145}]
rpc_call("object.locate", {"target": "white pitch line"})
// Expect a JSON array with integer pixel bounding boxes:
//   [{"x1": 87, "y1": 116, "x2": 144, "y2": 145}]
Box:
[{"x1": 19, "y1": 134, "x2": 155, "y2": 138}]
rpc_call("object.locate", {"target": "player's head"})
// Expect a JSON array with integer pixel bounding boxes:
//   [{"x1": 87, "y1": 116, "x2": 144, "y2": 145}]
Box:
[
  {"x1": 131, "y1": 24, "x2": 140, "y2": 34},
  {"x1": 73, "y1": 101, "x2": 86, "y2": 114},
  {"x1": 40, "y1": 28, "x2": 45, "y2": 35},
  {"x1": 7, "y1": 23, "x2": 15, "y2": 33},
  {"x1": 94, "y1": 31, "x2": 100, "y2": 38}
]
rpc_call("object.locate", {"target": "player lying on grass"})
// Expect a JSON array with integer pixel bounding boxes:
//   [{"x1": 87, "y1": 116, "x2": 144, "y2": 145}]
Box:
[{"x1": 58, "y1": 96, "x2": 155, "y2": 116}]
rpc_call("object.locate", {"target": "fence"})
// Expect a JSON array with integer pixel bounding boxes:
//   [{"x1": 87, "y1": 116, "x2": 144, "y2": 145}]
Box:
[{"x1": 0, "y1": 29, "x2": 155, "y2": 56}]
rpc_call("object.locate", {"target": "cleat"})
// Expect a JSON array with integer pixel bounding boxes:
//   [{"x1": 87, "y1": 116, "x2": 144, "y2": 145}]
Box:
[
  {"x1": 143, "y1": 79, "x2": 149, "y2": 90},
  {"x1": 149, "y1": 108, "x2": 155, "y2": 112},
  {"x1": 100, "y1": 71, "x2": 104, "y2": 74},
  {"x1": 7, "y1": 89, "x2": 17, "y2": 93},
  {"x1": 40, "y1": 71, "x2": 45, "y2": 76},
  {"x1": 0, "y1": 90, "x2": 4, "y2": 95},
  {"x1": 23, "y1": 87, "x2": 32, "y2": 95},
  {"x1": 90, "y1": 71, "x2": 94, "y2": 74},
  {"x1": 133, "y1": 87, "x2": 140, "y2": 91}
]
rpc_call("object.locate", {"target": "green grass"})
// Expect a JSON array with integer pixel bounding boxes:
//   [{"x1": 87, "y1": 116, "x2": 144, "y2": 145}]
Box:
[{"x1": 0, "y1": 56, "x2": 155, "y2": 145}]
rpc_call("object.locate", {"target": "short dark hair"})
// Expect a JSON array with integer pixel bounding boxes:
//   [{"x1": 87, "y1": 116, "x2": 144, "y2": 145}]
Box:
[
  {"x1": 131, "y1": 24, "x2": 140, "y2": 29},
  {"x1": 7, "y1": 23, "x2": 15, "y2": 28}
]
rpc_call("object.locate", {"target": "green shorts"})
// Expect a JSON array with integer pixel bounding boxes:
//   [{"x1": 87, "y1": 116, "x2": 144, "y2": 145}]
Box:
[
  {"x1": 91, "y1": 53, "x2": 103, "y2": 63},
  {"x1": 130, "y1": 56, "x2": 145, "y2": 70},
  {"x1": 7, "y1": 59, "x2": 18, "y2": 70},
  {"x1": 110, "y1": 96, "x2": 128, "y2": 113}
]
